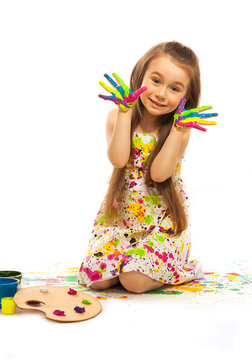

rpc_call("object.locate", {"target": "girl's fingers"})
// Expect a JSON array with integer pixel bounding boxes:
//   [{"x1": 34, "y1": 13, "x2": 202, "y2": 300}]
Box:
[
  {"x1": 124, "y1": 86, "x2": 147, "y2": 103},
  {"x1": 183, "y1": 121, "x2": 207, "y2": 131},
  {"x1": 112, "y1": 73, "x2": 130, "y2": 97},
  {"x1": 98, "y1": 94, "x2": 129, "y2": 107},
  {"x1": 99, "y1": 81, "x2": 123, "y2": 100},
  {"x1": 100, "y1": 73, "x2": 143, "y2": 108},
  {"x1": 178, "y1": 116, "x2": 217, "y2": 126},
  {"x1": 183, "y1": 112, "x2": 199, "y2": 119},
  {"x1": 104, "y1": 74, "x2": 119, "y2": 89},
  {"x1": 98, "y1": 94, "x2": 112, "y2": 100},
  {"x1": 193, "y1": 105, "x2": 213, "y2": 113},
  {"x1": 104, "y1": 74, "x2": 125, "y2": 98},
  {"x1": 198, "y1": 119, "x2": 217, "y2": 125},
  {"x1": 176, "y1": 120, "x2": 207, "y2": 132},
  {"x1": 177, "y1": 97, "x2": 186, "y2": 110},
  {"x1": 176, "y1": 121, "x2": 191, "y2": 128},
  {"x1": 99, "y1": 80, "x2": 114, "y2": 93},
  {"x1": 183, "y1": 105, "x2": 212, "y2": 115},
  {"x1": 174, "y1": 98, "x2": 186, "y2": 115},
  {"x1": 183, "y1": 112, "x2": 218, "y2": 120},
  {"x1": 133, "y1": 86, "x2": 147, "y2": 98},
  {"x1": 199, "y1": 112, "x2": 218, "y2": 118},
  {"x1": 193, "y1": 123, "x2": 207, "y2": 132}
]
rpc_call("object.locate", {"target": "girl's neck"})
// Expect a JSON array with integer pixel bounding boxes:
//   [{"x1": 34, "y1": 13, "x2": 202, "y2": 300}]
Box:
[{"x1": 136, "y1": 110, "x2": 160, "y2": 136}]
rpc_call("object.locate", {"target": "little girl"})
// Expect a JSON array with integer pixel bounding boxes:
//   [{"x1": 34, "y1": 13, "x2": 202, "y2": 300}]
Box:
[{"x1": 78, "y1": 41, "x2": 217, "y2": 294}]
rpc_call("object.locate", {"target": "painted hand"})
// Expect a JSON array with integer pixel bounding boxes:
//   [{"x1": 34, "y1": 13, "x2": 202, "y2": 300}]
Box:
[
  {"x1": 98, "y1": 73, "x2": 147, "y2": 111},
  {"x1": 174, "y1": 98, "x2": 218, "y2": 132}
]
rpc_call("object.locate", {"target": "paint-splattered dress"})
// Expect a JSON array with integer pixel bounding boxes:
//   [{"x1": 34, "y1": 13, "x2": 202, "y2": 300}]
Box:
[{"x1": 79, "y1": 132, "x2": 203, "y2": 287}]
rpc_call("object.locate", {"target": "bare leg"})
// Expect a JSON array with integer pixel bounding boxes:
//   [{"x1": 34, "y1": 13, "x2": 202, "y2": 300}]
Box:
[
  {"x1": 90, "y1": 276, "x2": 119, "y2": 290},
  {"x1": 119, "y1": 271, "x2": 164, "y2": 294}
]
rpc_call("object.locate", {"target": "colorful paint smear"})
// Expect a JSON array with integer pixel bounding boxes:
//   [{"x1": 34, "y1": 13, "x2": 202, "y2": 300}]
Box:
[{"x1": 20, "y1": 262, "x2": 252, "y2": 302}]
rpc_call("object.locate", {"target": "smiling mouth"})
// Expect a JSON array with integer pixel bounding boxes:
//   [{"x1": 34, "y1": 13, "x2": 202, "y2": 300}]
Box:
[{"x1": 149, "y1": 98, "x2": 166, "y2": 107}]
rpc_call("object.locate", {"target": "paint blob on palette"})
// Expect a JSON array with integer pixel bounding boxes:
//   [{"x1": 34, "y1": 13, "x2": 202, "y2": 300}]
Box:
[{"x1": 14, "y1": 286, "x2": 102, "y2": 322}]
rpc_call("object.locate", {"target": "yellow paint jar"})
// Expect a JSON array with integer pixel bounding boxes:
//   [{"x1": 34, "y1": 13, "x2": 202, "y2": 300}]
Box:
[{"x1": 1, "y1": 297, "x2": 16, "y2": 314}]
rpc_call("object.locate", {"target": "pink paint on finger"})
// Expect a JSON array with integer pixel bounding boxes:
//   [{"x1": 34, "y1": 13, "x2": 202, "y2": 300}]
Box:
[
  {"x1": 176, "y1": 121, "x2": 207, "y2": 132},
  {"x1": 176, "y1": 121, "x2": 191, "y2": 128},
  {"x1": 123, "y1": 86, "x2": 147, "y2": 103},
  {"x1": 194, "y1": 124, "x2": 207, "y2": 132},
  {"x1": 132, "y1": 86, "x2": 147, "y2": 98}
]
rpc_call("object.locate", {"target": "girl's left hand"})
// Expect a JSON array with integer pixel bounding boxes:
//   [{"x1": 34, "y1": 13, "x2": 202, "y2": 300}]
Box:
[
  {"x1": 174, "y1": 98, "x2": 218, "y2": 132},
  {"x1": 98, "y1": 73, "x2": 147, "y2": 111}
]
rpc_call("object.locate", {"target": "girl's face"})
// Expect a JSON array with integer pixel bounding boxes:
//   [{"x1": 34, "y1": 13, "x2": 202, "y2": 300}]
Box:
[{"x1": 140, "y1": 55, "x2": 190, "y2": 119}]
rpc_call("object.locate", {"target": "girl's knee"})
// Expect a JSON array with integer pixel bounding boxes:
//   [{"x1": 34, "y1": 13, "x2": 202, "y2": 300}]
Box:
[
  {"x1": 119, "y1": 271, "x2": 150, "y2": 294},
  {"x1": 90, "y1": 277, "x2": 119, "y2": 290},
  {"x1": 90, "y1": 281, "x2": 107, "y2": 290}
]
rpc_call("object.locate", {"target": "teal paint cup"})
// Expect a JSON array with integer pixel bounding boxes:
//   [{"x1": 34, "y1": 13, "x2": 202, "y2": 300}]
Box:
[
  {"x1": 0, "y1": 270, "x2": 22, "y2": 284},
  {"x1": 0, "y1": 278, "x2": 19, "y2": 309}
]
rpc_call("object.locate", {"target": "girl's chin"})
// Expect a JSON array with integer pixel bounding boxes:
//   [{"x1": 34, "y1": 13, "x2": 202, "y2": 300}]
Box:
[{"x1": 146, "y1": 106, "x2": 169, "y2": 116}]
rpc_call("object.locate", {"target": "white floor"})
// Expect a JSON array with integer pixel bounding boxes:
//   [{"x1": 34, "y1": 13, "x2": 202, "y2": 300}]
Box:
[
  {"x1": 1, "y1": 1, "x2": 252, "y2": 358},
  {"x1": 1, "y1": 185, "x2": 252, "y2": 360},
  {"x1": 1, "y1": 284, "x2": 251, "y2": 360}
]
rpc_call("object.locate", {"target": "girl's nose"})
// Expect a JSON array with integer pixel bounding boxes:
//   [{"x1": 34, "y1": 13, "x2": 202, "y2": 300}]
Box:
[{"x1": 155, "y1": 87, "x2": 166, "y2": 100}]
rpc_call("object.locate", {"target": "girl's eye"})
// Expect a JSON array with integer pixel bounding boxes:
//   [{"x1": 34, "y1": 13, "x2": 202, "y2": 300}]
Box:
[
  {"x1": 152, "y1": 78, "x2": 160, "y2": 84},
  {"x1": 171, "y1": 87, "x2": 179, "y2": 92}
]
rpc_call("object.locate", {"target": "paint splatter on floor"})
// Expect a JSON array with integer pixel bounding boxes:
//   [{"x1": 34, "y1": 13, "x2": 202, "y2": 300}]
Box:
[{"x1": 20, "y1": 259, "x2": 252, "y2": 307}]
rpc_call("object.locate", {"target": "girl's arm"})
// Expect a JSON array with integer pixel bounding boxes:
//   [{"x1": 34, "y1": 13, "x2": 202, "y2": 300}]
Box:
[
  {"x1": 106, "y1": 108, "x2": 132, "y2": 168},
  {"x1": 151, "y1": 97, "x2": 217, "y2": 183},
  {"x1": 150, "y1": 126, "x2": 191, "y2": 183}
]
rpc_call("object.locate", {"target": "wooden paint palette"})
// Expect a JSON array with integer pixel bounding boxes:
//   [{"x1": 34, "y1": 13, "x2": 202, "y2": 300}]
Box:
[{"x1": 14, "y1": 286, "x2": 102, "y2": 322}]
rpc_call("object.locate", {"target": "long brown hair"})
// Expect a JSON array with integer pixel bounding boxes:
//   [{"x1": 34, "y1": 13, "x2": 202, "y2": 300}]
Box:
[{"x1": 104, "y1": 41, "x2": 201, "y2": 236}]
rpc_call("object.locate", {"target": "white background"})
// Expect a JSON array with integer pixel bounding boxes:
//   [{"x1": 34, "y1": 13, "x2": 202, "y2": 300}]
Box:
[
  {"x1": 0, "y1": 0, "x2": 251, "y2": 269},
  {"x1": 0, "y1": 2, "x2": 252, "y2": 360}
]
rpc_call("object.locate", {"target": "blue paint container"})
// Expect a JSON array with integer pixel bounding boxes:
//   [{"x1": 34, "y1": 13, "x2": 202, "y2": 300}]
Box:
[
  {"x1": 0, "y1": 278, "x2": 19, "y2": 309},
  {"x1": 0, "y1": 270, "x2": 22, "y2": 284}
]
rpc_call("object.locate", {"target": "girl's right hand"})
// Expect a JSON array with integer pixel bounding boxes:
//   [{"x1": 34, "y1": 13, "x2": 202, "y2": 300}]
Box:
[{"x1": 98, "y1": 73, "x2": 147, "y2": 112}]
